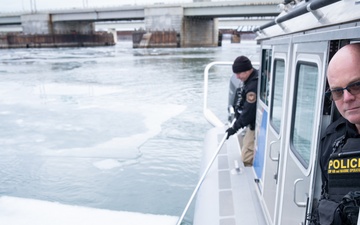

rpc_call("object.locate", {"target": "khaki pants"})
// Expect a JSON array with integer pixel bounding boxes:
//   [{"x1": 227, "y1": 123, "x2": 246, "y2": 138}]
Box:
[{"x1": 241, "y1": 127, "x2": 255, "y2": 167}]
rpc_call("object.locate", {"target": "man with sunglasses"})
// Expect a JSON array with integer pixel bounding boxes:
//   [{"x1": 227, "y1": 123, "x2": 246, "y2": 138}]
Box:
[{"x1": 316, "y1": 43, "x2": 360, "y2": 225}]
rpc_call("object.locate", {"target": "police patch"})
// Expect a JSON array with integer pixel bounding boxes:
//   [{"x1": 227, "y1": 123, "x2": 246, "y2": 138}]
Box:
[
  {"x1": 246, "y1": 92, "x2": 257, "y2": 103},
  {"x1": 328, "y1": 157, "x2": 360, "y2": 174}
]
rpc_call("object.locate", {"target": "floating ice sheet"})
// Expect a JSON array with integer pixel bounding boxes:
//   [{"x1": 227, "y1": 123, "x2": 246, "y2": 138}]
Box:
[{"x1": 0, "y1": 196, "x2": 178, "y2": 225}]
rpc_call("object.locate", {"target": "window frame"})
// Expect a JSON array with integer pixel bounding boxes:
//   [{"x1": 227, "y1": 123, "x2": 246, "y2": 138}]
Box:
[
  {"x1": 259, "y1": 48, "x2": 272, "y2": 106},
  {"x1": 290, "y1": 60, "x2": 319, "y2": 169},
  {"x1": 269, "y1": 58, "x2": 286, "y2": 135}
]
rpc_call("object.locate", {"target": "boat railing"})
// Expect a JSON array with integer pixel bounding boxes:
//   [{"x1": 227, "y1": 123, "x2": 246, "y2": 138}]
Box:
[{"x1": 203, "y1": 61, "x2": 233, "y2": 127}]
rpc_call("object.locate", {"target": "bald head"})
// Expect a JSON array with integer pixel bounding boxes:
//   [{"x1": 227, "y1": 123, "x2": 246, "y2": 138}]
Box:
[
  {"x1": 327, "y1": 43, "x2": 360, "y2": 81},
  {"x1": 327, "y1": 43, "x2": 360, "y2": 131}
]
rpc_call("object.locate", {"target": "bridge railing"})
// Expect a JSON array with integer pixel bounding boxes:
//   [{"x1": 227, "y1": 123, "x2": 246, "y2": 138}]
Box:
[{"x1": 0, "y1": 0, "x2": 281, "y2": 14}]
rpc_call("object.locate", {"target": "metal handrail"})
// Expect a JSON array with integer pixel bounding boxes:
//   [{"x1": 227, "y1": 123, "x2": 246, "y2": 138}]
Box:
[
  {"x1": 175, "y1": 61, "x2": 233, "y2": 225},
  {"x1": 203, "y1": 61, "x2": 233, "y2": 127},
  {"x1": 175, "y1": 118, "x2": 237, "y2": 225},
  {"x1": 176, "y1": 60, "x2": 260, "y2": 225}
]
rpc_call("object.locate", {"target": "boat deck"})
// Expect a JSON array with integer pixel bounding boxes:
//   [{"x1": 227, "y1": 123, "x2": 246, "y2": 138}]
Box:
[{"x1": 193, "y1": 126, "x2": 267, "y2": 225}]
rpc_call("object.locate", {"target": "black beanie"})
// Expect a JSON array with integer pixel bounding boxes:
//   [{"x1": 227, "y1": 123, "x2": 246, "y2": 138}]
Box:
[{"x1": 232, "y1": 56, "x2": 253, "y2": 73}]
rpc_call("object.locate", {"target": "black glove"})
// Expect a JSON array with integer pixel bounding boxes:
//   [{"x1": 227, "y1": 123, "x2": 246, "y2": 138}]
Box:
[{"x1": 226, "y1": 127, "x2": 237, "y2": 139}]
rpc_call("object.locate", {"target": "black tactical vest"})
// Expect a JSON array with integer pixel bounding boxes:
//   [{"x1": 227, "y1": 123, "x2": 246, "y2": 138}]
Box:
[{"x1": 328, "y1": 138, "x2": 360, "y2": 202}]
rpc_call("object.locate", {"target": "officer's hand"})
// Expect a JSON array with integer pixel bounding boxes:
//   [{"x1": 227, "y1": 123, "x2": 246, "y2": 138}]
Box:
[{"x1": 226, "y1": 127, "x2": 237, "y2": 139}]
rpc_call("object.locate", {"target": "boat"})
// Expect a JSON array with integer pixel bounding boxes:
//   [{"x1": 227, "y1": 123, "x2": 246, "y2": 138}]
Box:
[{"x1": 177, "y1": 0, "x2": 360, "y2": 225}]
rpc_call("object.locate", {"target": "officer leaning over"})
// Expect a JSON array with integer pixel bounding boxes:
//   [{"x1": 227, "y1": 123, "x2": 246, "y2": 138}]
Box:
[
  {"x1": 226, "y1": 56, "x2": 258, "y2": 167},
  {"x1": 317, "y1": 43, "x2": 360, "y2": 225}
]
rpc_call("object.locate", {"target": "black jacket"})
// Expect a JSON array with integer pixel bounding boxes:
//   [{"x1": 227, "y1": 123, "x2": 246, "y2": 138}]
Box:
[
  {"x1": 319, "y1": 117, "x2": 360, "y2": 197},
  {"x1": 233, "y1": 69, "x2": 258, "y2": 131}
]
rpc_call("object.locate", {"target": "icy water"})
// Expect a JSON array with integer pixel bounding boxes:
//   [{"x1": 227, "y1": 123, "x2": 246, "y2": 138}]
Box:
[{"x1": 0, "y1": 40, "x2": 259, "y2": 222}]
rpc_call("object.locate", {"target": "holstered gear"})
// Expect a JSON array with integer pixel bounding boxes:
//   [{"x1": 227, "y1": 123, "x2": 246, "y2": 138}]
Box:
[
  {"x1": 233, "y1": 86, "x2": 243, "y2": 118},
  {"x1": 317, "y1": 138, "x2": 360, "y2": 225},
  {"x1": 337, "y1": 191, "x2": 360, "y2": 225}
]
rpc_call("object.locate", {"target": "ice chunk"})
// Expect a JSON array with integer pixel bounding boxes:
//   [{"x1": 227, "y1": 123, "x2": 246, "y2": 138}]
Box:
[{"x1": 0, "y1": 196, "x2": 178, "y2": 225}]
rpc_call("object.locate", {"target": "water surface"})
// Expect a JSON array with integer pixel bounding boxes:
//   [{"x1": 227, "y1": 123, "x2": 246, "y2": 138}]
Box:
[{"x1": 0, "y1": 40, "x2": 259, "y2": 221}]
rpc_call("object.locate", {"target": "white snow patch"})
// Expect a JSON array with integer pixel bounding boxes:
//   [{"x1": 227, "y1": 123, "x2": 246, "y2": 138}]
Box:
[{"x1": 0, "y1": 196, "x2": 178, "y2": 225}]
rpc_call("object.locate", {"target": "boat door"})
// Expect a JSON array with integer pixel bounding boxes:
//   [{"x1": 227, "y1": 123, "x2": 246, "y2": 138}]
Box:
[
  {"x1": 274, "y1": 41, "x2": 328, "y2": 225},
  {"x1": 260, "y1": 43, "x2": 289, "y2": 225}
]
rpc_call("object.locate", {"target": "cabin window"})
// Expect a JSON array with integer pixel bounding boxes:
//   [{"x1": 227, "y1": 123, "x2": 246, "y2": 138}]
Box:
[
  {"x1": 291, "y1": 62, "x2": 318, "y2": 168},
  {"x1": 270, "y1": 59, "x2": 285, "y2": 134},
  {"x1": 259, "y1": 49, "x2": 272, "y2": 105}
]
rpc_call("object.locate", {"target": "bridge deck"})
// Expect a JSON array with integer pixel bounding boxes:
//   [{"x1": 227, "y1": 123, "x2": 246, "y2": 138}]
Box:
[{"x1": 0, "y1": 1, "x2": 280, "y2": 25}]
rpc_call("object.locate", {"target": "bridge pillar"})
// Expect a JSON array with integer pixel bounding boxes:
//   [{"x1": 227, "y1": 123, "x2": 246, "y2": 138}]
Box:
[
  {"x1": 52, "y1": 21, "x2": 95, "y2": 34},
  {"x1": 182, "y1": 17, "x2": 218, "y2": 47},
  {"x1": 133, "y1": 6, "x2": 182, "y2": 48},
  {"x1": 145, "y1": 6, "x2": 183, "y2": 33},
  {"x1": 21, "y1": 14, "x2": 52, "y2": 34},
  {"x1": 134, "y1": 6, "x2": 218, "y2": 48},
  {"x1": 21, "y1": 14, "x2": 96, "y2": 35}
]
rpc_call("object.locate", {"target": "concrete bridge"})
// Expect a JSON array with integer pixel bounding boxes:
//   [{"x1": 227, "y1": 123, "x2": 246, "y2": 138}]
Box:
[{"x1": 0, "y1": 0, "x2": 281, "y2": 48}]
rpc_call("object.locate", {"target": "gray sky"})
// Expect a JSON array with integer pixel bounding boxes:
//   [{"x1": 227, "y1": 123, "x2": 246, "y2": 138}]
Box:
[{"x1": 0, "y1": 0, "x2": 193, "y2": 13}]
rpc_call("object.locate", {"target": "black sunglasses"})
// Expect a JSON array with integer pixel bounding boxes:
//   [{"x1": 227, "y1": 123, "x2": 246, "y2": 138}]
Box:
[{"x1": 326, "y1": 81, "x2": 360, "y2": 101}]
